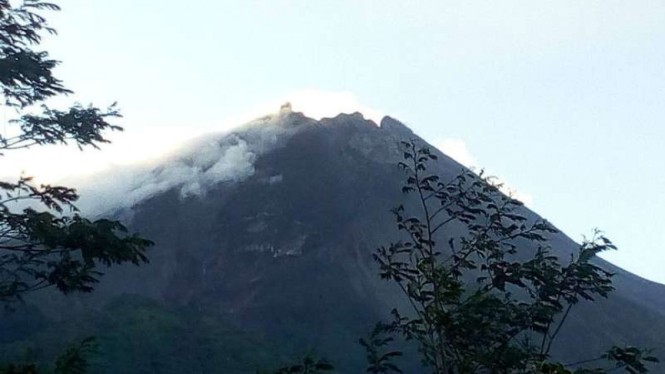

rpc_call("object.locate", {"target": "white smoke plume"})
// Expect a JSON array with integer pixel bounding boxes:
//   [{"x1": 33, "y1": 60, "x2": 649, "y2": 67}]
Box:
[
  {"x1": 1, "y1": 90, "x2": 385, "y2": 218},
  {"x1": 74, "y1": 110, "x2": 298, "y2": 216}
]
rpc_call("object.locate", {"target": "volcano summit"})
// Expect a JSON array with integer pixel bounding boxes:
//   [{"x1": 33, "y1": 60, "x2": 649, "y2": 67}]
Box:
[{"x1": 3, "y1": 109, "x2": 664, "y2": 374}]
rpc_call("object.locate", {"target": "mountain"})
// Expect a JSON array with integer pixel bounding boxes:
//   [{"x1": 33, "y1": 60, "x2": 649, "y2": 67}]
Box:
[{"x1": 2, "y1": 108, "x2": 664, "y2": 373}]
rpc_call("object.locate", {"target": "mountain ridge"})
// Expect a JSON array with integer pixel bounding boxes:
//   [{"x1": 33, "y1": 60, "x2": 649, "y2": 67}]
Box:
[{"x1": 4, "y1": 110, "x2": 663, "y2": 374}]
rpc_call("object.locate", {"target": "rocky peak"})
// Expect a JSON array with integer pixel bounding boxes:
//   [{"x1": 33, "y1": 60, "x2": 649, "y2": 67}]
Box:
[{"x1": 380, "y1": 115, "x2": 414, "y2": 138}]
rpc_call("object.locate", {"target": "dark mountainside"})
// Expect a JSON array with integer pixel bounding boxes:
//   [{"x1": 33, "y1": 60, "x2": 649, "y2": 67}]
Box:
[{"x1": 2, "y1": 110, "x2": 664, "y2": 373}]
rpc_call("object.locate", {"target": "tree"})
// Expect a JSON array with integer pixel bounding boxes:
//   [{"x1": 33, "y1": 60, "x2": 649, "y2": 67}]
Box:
[
  {"x1": 366, "y1": 140, "x2": 658, "y2": 374},
  {"x1": 259, "y1": 356, "x2": 334, "y2": 374},
  {"x1": 0, "y1": 1, "x2": 152, "y2": 371},
  {"x1": 0, "y1": 0, "x2": 152, "y2": 305}
]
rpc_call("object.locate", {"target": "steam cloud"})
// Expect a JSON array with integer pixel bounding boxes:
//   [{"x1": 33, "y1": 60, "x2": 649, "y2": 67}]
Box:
[{"x1": 75, "y1": 112, "x2": 298, "y2": 217}]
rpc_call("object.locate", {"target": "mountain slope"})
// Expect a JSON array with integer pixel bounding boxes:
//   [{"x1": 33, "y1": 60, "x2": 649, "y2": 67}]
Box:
[{"x1": 5, "y1": 109, "x2": 664, "y2": 373}]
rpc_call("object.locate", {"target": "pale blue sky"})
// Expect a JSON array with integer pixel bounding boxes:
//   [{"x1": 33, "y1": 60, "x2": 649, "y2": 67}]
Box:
[{"x1": 4, "y1": 1, "x2": 664, "y2": 283}]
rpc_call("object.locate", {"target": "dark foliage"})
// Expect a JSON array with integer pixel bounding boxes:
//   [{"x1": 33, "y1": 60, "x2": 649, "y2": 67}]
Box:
[
  {"x1": 0, "y1": 0, "x2": 67, "y2": 108},
  {"x1": 0, "y1": 175, "x2": 151, "y2": 304},
  {"x1": 0, "y1": 0, "x2": 152, "y2": 305},
  {"x1": 259, "y1": 356, "x2": 334, "y2": 374},
  {"x1": 360, "y1": 323, "x2": 404, "y2": 374},
  {"x1": 366, "y1": 140, "x2": 659, "y2": 374},
  {"x1": 0, "y1": 1, "x2": 152, "y2": 373},
  {"x1": 0, "y1": 337, "x2": 95, "y2": 374}
]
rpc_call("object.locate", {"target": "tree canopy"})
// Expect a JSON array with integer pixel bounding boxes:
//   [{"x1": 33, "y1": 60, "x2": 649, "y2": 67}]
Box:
[
  {"x1": 0, "y1": 0, "x2": 152, "y2": 305},
  {"x1": 0, "y1": 2, "x2": 152, "y2": 371},
  {"x1": 363, "y1": 141, "x2": 658, "y2": 374}
]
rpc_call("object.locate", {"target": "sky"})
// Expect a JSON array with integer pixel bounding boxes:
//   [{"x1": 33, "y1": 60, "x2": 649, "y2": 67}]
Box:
[{"x1": 2, "y1": 0, "x2": 664, "y2": 284}]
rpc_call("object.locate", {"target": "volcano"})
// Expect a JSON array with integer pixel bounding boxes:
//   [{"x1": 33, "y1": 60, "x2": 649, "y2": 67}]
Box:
[{"x1": 3, "y1": 108, "x2": 664, "y2": 374}]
